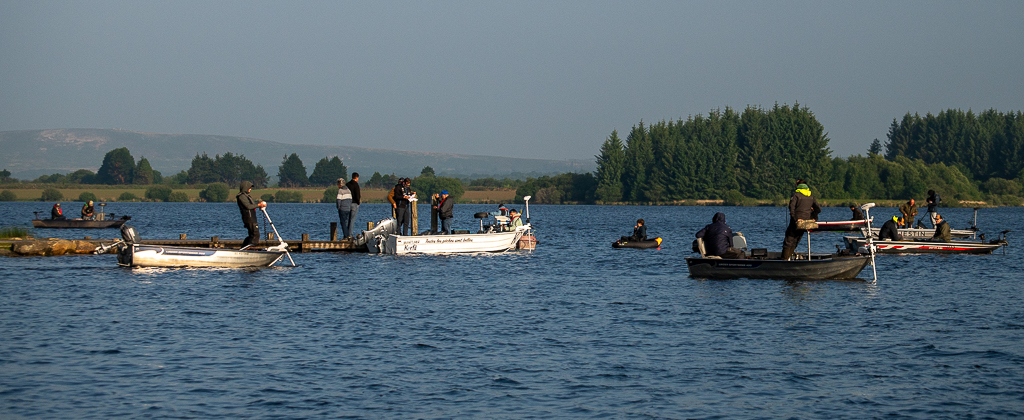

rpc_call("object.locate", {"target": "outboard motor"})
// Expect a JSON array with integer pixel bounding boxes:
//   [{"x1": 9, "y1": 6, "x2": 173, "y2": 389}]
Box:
[
  {"x1": 731, "y1": 232, "x2": 748, "y2": 251},
  {"x1": 356, "y1": 218, "x2": 398, "y2": 252},
  {"x1": 120, "y1": 224, "x2": 139, "y2": 244}
]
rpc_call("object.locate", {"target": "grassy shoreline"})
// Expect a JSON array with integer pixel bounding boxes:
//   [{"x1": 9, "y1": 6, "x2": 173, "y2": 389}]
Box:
[{"x1": 0, "y1": 185, "x2": 1010, "y2": 207}]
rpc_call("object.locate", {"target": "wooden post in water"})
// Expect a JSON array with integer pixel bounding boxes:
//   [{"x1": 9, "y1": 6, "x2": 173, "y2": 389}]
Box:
[
  {"x1": 330, "y1": 222, "x2": 338, "y2": 241},
  {"x1": 211, "y1": 236, "x2": 218, "y2": 248},
  {"x1": 411, "y1": 197, "x2": 418, "y2": 235},
  {"x1": 301, "y1": 233, "x2": 310, "y2": 253},
  {"x1": 179, "y1": 234, "x2": 187, "y2": 240}
]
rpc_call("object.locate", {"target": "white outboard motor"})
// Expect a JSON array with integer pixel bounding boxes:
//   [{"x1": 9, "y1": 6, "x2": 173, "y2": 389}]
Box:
[
  {"x1": 356, "y1": 218, "x2": 398, "y2": 252},
  {"x1": 120, "y1": 224, "x2": 139, "y2": 244},
  {"x1": 731, "y1": 232, "x2": 747, "y2": 251}
]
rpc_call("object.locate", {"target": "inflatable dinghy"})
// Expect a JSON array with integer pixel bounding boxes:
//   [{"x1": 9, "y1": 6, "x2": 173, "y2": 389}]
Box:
[{"x1": 612, "y1": 237, "x2": 662, "y2": 249}]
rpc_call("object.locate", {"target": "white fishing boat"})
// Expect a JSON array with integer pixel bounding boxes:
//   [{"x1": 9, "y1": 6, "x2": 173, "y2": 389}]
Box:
[
  {"x1": 97, "y1": 209, "x2": 296, "y2": 268},
  {"x1": 845, "y1": 204, "x2": 1008, "y2": 255},
  {"x1": 367, "y1": 196, "x2": 536, "y2": 255},
  {"x1": 116, "y1": 242, "x2": 289, "y2": 268}
]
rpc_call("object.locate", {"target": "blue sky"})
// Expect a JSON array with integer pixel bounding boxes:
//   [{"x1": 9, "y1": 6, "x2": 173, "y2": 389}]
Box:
[{"x1": 2, "y1": 0, "x2": 1022, "y2": 161}]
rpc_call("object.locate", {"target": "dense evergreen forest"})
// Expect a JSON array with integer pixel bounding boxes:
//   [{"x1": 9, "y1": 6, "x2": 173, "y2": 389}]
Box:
[{"x1": 515, "y1": 105, "x2": 1023, "y2": 206}]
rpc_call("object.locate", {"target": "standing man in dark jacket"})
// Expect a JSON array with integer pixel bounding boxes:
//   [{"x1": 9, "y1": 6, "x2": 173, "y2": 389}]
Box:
[
  {"x1": 393, "y1": 178, "x2": 413, "y2": 235},
  {"x1": 696, "y1": 212, "x2": 744, "y2": 258},
  {"x1": 434, "y1": 190, "x2": 454, "y2": 234},
  {"x1": 236, "y1": 181, "x2": 266, "y2": 249},
  {"x1": 926, "y1": 190, "x2": 941, "y2": 227},
  {"x1": 345, "y1": 173, "x2": 360, "y2": 239},
  {"x1": 878, "y1": 216, "x2": 903, "y2": 241},
  {"x1": 781, "y1": 182, "x2": 822, "y2": 260},
  {"x1": 899, "y1": 199, "x2": 918, "y2": 228}
]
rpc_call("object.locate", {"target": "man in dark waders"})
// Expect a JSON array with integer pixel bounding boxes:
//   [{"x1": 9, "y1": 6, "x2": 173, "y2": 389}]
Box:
[
  {"x1": 236, "y1": 181, "x2": 266, "y2": 249},
  {"x1": 781, "y1": 182, "x2": 821, "y2": 260}
]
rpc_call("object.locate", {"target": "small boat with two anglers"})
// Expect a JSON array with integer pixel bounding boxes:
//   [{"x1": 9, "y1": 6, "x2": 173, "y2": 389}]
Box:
[
  {"x1": 842, "y1": 203, "x2": 1008, "y2": 255},
  {"x1": 32, "y1": 203, "x2": 131, "y2": 229},
  {"x1": 96, "y1": 209, "x2": 295, "y2": 268},
  {"x1": 362, "y1": 196, "x2": 536, "y2": 255},
  {"x1": 685, "y1": 231, "x2": 874, "y2": 281}
]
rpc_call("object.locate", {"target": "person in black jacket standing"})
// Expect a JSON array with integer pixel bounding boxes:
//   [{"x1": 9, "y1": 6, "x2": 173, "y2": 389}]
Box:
[
  {"x1": 433, "y1": 190, "x2": 454, "y2": 234},
  {"x1": 236, "y1": 181, "x2": 266, "y2": 249},
  {"x1": 345, "y1": 173, "x2": 361, "y2": 239},
  {"x1": 781, "y1": 182, "x2": 821, "y2": 260}
]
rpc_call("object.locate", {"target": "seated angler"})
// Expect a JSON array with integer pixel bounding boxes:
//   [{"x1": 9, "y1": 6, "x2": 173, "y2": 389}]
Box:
[
  {"x1": 930, "y1": 213, "x2": 951, "y2": 242},
  {"x1": 81, "y1": 200, "x2": 95, "y2": 220},
  {"x1": 621, "y1": 219, "x2": 647, "y2": 242},
  {"x1": 877, "y1": 216, "x2": 903, "y2": 241},
  {"x1": 695, "y1": 212, "x2": 745, "y2": 259},
  {"x1": 849, "y1": 205, "x2": 865, "y2": 221}
]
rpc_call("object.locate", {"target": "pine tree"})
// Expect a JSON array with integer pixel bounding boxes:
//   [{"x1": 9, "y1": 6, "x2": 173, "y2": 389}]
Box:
[
  {"x1": 277, "y1": 153, "x2": 309, "y2": 187},
  {"x1": 594, "y1": 130, "x2": 626, "y2": 202},
  {"x1": 134, "y1": 157, "x2": 154, "y2": 185},
  {"x1": 97, "y1": 147, "x2": 136, "y2": 185},
  {"x1": 308, "y1": 156, "x2": 347, "y2": 186}
]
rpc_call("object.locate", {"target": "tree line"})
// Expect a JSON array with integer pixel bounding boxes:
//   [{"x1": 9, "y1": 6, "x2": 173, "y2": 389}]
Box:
[{"x1": 514, "y1": 104, "x2": 1023, "y2": 205}]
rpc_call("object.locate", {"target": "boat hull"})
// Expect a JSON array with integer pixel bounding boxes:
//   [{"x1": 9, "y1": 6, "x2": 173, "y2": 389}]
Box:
[
  {"x1": 843, "y1": 236, "x2": 1005, "y2": 254},
  {"x1": 117, "y1": 244, "x2": 286, "y2": 267},
  {"x1": 382, "y1": 229, "x2": 525, "y2": 254},
  {"x1": 612, "y1": 238, "x2": 662, "y2": 249},
  {"x1": 33, "y1": 219, "x2": 127, "y2": 229},
  {"x1": 861, "y1": 227, "x2": 974, "y2": 239},
  {"x1": 685, "y1": 255, "x2": 872, "y2": 280}
]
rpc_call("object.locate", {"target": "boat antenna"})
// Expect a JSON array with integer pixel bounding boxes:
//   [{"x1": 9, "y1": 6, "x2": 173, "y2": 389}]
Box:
[
  {"x1": 523, "y1": 195, "x2": 532, "y2": 222},
  {"x1": 260, "y1": 208, "x2": 296, "y2": 267}
]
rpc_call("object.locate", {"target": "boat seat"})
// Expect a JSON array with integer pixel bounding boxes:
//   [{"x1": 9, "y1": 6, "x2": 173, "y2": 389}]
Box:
[{"x1": 695, "y1": 237, "x2": 721, "y2": 258}]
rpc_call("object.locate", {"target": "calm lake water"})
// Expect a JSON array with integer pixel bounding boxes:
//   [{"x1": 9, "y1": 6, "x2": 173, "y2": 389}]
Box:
[{"x1": 2, "y1": 201, "x2": 1023, "y2": 419}]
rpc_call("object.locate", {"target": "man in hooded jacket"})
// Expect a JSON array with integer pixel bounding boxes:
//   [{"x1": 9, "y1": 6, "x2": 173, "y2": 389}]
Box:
[
  {"x1": 781, "y1": 182, "x2": 821, "y2": 260},
  {"x1": 696, "y1": 212, "x2": 744, "y2": 259},
  {"x1": 236, "y1": 181, "x2": 266, "y2": 248}
]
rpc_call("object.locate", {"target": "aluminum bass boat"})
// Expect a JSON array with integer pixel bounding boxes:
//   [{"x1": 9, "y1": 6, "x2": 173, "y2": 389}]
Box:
[
  {"x1": 843, "y1": 235, "x2": 1008, "y2": 255},
  {"x1": 687, "y1": 232, "x2": 873, "y2": 280}
]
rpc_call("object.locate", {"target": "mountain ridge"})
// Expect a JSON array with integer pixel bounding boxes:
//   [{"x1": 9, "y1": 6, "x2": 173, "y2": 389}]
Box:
[{"x1": 0, "y1": 129, "x2": 593, "y2": 179}]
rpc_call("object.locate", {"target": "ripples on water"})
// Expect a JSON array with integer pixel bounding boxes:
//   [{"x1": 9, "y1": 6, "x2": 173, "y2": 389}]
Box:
[{"x1": 2, "y1": 202, "x2": 1023, "y2": 418}]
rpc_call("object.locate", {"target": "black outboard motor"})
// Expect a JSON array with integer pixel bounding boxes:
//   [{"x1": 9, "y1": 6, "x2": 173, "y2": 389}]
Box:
[{"x1": 120, "y1": 224, "x2": 139, "y2": 244}]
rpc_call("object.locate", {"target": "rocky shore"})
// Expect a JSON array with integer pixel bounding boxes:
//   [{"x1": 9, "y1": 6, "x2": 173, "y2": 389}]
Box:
[{"x1": 0, "y1": 238, "x2": 111, "y2": 257}]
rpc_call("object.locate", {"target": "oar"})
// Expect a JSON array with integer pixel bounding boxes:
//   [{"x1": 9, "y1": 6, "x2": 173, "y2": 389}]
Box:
[{"x1": 261, "y1": 207, "x2": 296, "y2": 267}]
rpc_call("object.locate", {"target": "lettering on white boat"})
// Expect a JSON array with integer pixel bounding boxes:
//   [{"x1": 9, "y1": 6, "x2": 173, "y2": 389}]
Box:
[{"x1": 424, "y1": 238, "x2": 475, "y2": 244}]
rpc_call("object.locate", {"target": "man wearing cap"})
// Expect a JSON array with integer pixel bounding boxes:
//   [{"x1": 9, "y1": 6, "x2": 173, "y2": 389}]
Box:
[
  {"x1": 781, "y1": 181, "x2": 821, "y2": 260},
  {"x1": 51, "y1": 203, "x2": 65, "y2": 220},
  {"x1": 434, "y1": 190, "x2": 454, "y2": 234},
  {"x1": 336, "y1": 177, "x2": 353, "y2": 239},
  {"x1": 81, "y1": 200, "x2": 95, "y2": 220}
]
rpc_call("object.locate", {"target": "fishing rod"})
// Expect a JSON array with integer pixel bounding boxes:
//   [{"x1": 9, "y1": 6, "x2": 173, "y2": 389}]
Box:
[{"x1": 261, "y1": 207, "x2": 296, "y2": 267}]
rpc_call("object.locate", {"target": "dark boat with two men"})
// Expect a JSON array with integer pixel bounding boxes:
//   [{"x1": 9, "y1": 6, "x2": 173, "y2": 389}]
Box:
[
  {"x1": 32, "y1": 203, "x2": 131, "y2": 229},
  {"x1": 685, "y1": 231, "x2": 873, "y2": 280}
]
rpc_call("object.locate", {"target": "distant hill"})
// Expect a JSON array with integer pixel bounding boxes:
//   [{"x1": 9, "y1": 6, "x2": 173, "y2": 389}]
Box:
[{"x1": 0, "y1": 129, "x2": 593, "y2": 180}]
